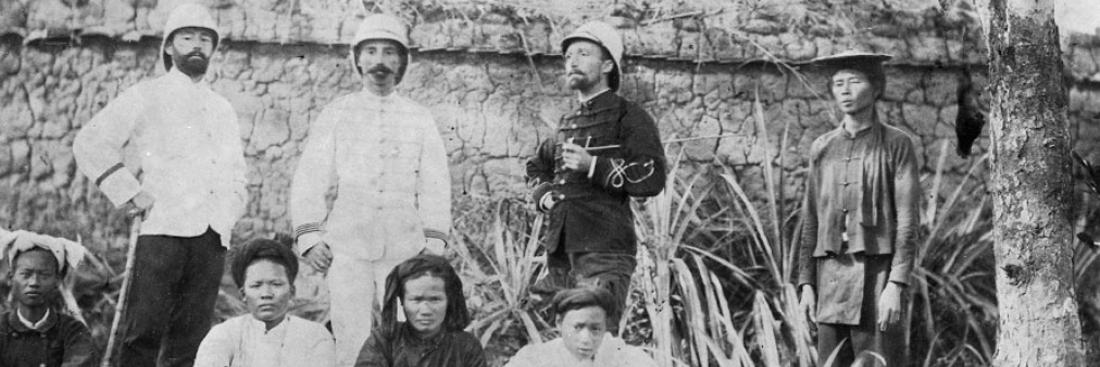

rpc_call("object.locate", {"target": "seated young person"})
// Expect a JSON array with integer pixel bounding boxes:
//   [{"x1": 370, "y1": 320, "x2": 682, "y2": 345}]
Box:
[
  {"x1": 505, "y1": 287, "x2": 656, "y2": 367},
  {"x1": 194, "y1": 238, "x2": 335, "y2": 367},
  {"x1": 0, "y1": 231, "x2": 96, "y2": 367},
  {"x1": 355, "y1": 254, "x2": 486, "y2": 367}
]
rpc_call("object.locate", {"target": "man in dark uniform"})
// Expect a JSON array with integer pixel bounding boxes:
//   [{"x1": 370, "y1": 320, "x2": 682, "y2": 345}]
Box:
[
  {"x1": 526, "y1": 21, "x2": 666, "y2": 331},
  {"x1": 797, "y1": 51, "x2": 921, "y2": 367}
]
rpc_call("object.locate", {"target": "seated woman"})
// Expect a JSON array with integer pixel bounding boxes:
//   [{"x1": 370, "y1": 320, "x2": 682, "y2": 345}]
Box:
[
  {"x1": 0, "y1": 230, "x2": 96, "y2": 367},
  {"x1": 505, "y1": 287, "x2": 657, "y2": 367},
  {"x1": 355, "y1": 254, "x2": 486, "y2": 367},
  {"x1": 195, "y1": 238, "x2": 335, "y2": 367}
]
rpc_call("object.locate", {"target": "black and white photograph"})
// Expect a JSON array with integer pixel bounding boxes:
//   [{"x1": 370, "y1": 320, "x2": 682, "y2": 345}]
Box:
[{"x1": 0, "y1": 0, "x2": 1099, "y2": 366}]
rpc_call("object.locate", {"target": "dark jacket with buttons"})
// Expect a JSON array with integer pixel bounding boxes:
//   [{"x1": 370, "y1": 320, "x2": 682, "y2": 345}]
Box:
[
  {"x1": 526, "y1": 91, "x2": 666, "y2": 254},
  {"x1": 0, "y1": 309, "x2": 97, "y2": 367}
]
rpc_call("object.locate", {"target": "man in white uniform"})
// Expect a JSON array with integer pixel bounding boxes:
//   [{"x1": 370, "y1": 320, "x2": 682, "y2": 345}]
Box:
[
  {"x1": 72, "y1": 3, "x2": 247, "y2": 366},
  {"x1": 290, "y1": 14, "x2": 452, "y2": 366}
]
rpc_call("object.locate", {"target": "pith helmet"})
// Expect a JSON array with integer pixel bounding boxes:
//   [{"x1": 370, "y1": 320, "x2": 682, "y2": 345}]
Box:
[
  {"x1": 160, "y1": 3, "x2": 221, "y2": 72},
  {"x1": 350, "y1": 14, "x2": 411, "y2": 84},
  {"x1": 561, "y1": 21, "x2": 624, "y2": 91}
]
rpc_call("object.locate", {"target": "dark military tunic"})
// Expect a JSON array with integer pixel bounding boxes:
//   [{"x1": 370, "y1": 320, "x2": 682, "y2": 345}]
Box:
[{"x1": 526, "y1": 91, "x2": 666, "y2": 255}]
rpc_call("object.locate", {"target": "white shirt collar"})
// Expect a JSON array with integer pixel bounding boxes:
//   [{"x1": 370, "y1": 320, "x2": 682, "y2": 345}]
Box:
[
  {"x1": 248, "y1": 314, "x2": 290, "y2": 335},
  {"x1": 17, "y1": 308, "x2": 49, "y2": 330},
  {"x1": 359, "y1": 88, "x2": 399, "y2": 104}
]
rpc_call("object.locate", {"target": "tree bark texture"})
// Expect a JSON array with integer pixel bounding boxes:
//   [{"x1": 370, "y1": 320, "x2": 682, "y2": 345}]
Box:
[{"x1": 981, "y1": 0, "x2": 1084, "y2": 365}]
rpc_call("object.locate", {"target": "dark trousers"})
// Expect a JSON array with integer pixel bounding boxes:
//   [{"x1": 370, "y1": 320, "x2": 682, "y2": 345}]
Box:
[
  {"x1": 114, "y1": 228, "x2": 226, "y2": 367},
  {"x1": 817, "y1": 321, "x2": 904, "y2": 367},
  {"x1": 537, "y1": 248, "x2": 637, "y2": 332}
]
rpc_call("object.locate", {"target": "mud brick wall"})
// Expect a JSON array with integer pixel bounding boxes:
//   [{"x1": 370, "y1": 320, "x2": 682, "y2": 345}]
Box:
[{"x1": 1, "y1": 0, "x2": 1098, "y2": 252}]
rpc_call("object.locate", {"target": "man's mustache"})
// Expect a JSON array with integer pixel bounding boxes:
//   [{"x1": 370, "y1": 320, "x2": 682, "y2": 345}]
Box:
[
  {"x1": 367, "y1": 64, "x2": 393, "y2": 75},
  {"x1": 185, "y1": 51, "x2": 208, "y2": 60}
]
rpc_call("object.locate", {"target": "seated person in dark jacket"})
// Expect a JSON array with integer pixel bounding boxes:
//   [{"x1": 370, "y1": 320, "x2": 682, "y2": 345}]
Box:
[
  {"x1": 0, "y1": 231, "x2": 96, "y2": 367},
  {"x1": 355, "y1": 254, "x2": 486, "y2": 367}
]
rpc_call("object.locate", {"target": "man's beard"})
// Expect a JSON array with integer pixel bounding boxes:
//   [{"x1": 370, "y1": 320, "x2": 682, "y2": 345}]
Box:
[
  {"x1": 566, "y1": 71, "x2": 596, "y2": 91},
  {"x1": 174, "y1": 51, "x2": 209, "y2": 76}
]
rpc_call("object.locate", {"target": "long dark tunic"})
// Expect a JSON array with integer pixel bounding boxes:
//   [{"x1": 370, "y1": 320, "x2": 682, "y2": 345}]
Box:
[
  {"x1": 0, "y1": 310, "x2": 97, "y2": 367},
  {"x1": 525, "y1": 91, "x2": 666, "y2": 254},
  {"x1": 354, "y1": 324, "x2": 487, "y2": 367},
  {"x1": 797, "y1": 122, "x2": 920, "y2": 324}
]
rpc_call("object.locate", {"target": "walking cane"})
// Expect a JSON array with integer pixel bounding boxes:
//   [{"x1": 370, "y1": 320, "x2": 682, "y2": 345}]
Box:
[{"x1": 101, "y1": 213, "x2": 142, "y2": 367}]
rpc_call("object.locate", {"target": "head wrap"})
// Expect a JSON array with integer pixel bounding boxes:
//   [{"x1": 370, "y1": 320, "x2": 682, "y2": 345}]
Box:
[
  {"x1": 380, "y1": 254, "x2": 470, "y2": 334},
  {"x1": 550, "y1": 287, "x2": 616, "y2": 321},
  {"x1": 229, "y1": 237, "x2": 299, "y2": 288},
  {"x1": 1, "y1": 229, "x2": 86, "y2": 276}
]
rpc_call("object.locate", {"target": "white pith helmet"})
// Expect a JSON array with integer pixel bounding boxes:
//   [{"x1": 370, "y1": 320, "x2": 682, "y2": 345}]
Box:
[
  {"x1": 349, "y1": 14, "x2": 411, "y2": 84},
  {"x1": 561, "y1": 21, "x2": 624, "y2": 91},
  {"x1": 159, "y1": 3, "x2": 221, "y2": 72}
]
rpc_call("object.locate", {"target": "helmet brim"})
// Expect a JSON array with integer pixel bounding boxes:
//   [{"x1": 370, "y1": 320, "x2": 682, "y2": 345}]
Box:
[{"x1": 561, "y1": 37, "x2": 622, "y2": 91}]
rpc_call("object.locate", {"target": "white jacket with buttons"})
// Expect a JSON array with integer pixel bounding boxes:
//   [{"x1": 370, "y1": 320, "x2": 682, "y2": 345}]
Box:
[
  {"x1": 73, "y1": 68, "x2": 248, "y2": 247},
  {"x1": 290, "y1": 90, "x2": 451, "y2": 260}
]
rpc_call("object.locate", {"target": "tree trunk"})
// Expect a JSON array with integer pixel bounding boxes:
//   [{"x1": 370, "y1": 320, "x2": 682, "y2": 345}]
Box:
[{"x1": 979, "y1": 0, "x2": 1085, "y2": 365}]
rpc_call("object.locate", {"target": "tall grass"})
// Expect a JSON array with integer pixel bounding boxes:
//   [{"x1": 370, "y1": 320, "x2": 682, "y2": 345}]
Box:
[
  {"x1": 909, "y1": 142, "x2": 996, "y2": 366},
  {"x1": 9, "y1": 105, "x2": 1002, "y2": 367},
  {"x1": 624, "y1": 92, "x2": 999, "y2": 366},
  {"x1": 454, "y1": 199, "x2": 548, "y2": 346},
  {"x1": 440, "y1": 89, "x2": 1003, "y2": 366},
  {"x1": 627, "y1": 91, "x2": 814, "y2": 367}
]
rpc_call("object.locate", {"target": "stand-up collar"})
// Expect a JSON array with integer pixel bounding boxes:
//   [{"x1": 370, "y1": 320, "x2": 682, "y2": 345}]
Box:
[
  {"x1": 839, "y1": 120, "x2": 882, "y2": 139},
  {"x1": 8, "y1": 308, "x2": 56, "y2": 333},
  {"x1": 577, "y1": 88, "x2": 612, "y2": 104},
  {"x1": 247, "y1": 314, "x2": 290, "y2": 335},
  {"x1": 359, "y1": 88, "x2": 399, "y2": 104}
]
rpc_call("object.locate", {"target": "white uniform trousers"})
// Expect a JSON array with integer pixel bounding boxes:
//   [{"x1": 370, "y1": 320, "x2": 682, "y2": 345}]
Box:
[{"x1": 327, "y1": 255, "x2": 404, "y2": 367}]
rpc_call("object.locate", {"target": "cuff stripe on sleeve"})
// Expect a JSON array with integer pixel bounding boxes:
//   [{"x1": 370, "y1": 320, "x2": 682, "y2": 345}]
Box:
[
  {"x1": 294, "y1": 222, "x2": 323, "y2": 238},
  {"x1": 94, "y1": 163, "x2": 126, "y2": 187}
]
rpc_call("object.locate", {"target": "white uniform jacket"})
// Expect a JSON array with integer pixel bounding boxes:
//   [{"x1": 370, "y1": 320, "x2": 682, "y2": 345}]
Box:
[
  {"x1": 291, "y1": 90, "x2": 451, "y2": 260},
  {"x1": 73, "y1": 68, "x2": 248, "y2": 247}
]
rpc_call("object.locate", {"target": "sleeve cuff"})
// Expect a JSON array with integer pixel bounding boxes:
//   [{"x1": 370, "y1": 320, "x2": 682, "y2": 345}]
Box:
[
  {"x1": 295, "y1": 229, "x2": 324, "y2": 256},
  {"x1": 531, "y1": 182, "x2": 553, "y2": 209},
  {"x1": 888, "y1": 273, "x2": 910, "y2": 286},
  {"x1": 294, "y1": 222, "x2": 322, "y2": 238},
  {"x1": 586, "y1": 157, "x2": 598, "y2": 179},
  {"x1": 423, "y1": 228, "x2": 450, "y2": 245},
  {"x1": 97, "y1": 168, "x2": 141, "y2": 207}
]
